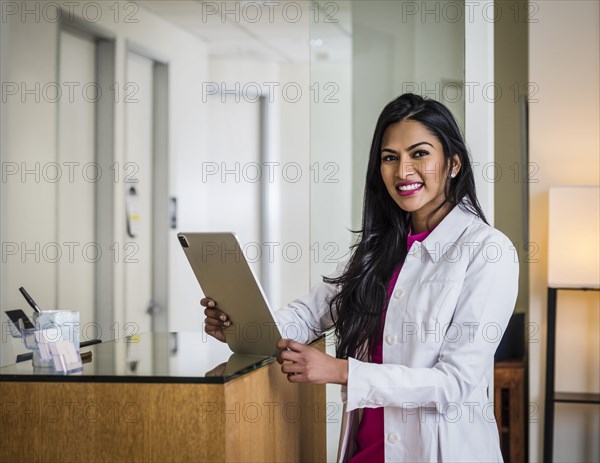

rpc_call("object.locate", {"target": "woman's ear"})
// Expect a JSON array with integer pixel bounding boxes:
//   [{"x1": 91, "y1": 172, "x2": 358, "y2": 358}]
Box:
[{"x1": 450, "y1": 154, "x2": 461, "y2": 177}]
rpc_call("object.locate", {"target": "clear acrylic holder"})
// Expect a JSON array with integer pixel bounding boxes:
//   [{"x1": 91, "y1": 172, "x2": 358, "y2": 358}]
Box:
[{"x1": 20, "y1": 310, "x2": 81, "y2": 371}]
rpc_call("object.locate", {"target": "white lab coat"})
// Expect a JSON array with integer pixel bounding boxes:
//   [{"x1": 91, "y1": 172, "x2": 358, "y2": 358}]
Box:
[{"x1": 274, "y1": 201, "x2": 519, "y2": 462}]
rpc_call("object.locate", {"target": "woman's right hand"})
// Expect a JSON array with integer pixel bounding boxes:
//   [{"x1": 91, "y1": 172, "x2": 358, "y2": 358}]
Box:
[{"x1": 201, "y1": 297, "x2": 230, "y2": 343}]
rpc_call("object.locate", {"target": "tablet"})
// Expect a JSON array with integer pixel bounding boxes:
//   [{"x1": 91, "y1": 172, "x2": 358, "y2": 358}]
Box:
[{"x1": 177, "y1": 232, "x2": 282, "y2": 356}]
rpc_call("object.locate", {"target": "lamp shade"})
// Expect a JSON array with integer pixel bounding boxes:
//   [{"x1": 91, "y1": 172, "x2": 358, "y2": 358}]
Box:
[{"x1": 548, "y1": 186, "x2": 600, "y2": 289}]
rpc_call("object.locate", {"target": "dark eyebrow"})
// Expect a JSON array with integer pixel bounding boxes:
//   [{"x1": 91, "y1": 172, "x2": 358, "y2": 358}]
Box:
[{"x1": 381, "y1": 141, "x2": 434, "y2": 155}]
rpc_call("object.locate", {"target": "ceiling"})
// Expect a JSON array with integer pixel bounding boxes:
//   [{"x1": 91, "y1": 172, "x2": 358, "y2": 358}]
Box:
[{"x1": 139, "y1": 0, "x2": 351, "y2": 64}]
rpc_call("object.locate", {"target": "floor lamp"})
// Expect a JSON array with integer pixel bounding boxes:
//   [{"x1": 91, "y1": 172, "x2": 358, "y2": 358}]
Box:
[{"x1": 543, "y1": 185, "x2": 600, "y2": 462}]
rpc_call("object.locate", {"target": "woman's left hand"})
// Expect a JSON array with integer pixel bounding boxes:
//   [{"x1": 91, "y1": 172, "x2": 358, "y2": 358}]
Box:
[{"x1": 276, "y1": 339, "x2": 348, "y2": 385}]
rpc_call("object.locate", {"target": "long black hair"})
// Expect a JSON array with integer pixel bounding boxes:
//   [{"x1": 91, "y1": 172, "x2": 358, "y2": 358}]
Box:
[{"x1": 325, "y1": 93, "x2": 487, "y2": 360}]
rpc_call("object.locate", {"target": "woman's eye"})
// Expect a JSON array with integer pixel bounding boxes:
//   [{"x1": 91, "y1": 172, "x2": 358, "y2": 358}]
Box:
[
  {"x1": 382, "y1": 155, "x2": 397, "y2": 162},
  {"x1": 412, "y1": 150, "x2": 429, "y2": 158}
]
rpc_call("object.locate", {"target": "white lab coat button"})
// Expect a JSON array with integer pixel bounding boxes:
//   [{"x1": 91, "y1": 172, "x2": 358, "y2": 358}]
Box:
[
  {"x1": 385, "y1": 335, "x2": 396, "y2": 345},
  {"x1": 387, "y1": 432, "x2": 399, "y2": 444},
  {"x1": 394, "y1": 289, "x2": 403, "y2": 299}
]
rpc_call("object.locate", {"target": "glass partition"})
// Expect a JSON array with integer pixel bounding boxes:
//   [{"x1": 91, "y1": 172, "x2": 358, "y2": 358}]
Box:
[
  {"x1": 310, "y1": 4, "x2": 465, "y2": 458},
  {"x1": 310, "y1": 0, "x2": 465, "y2": 284}
]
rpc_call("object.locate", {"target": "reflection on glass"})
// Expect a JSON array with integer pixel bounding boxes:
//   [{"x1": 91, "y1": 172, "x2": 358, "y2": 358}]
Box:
[
  {"x1": 0, "y1": 333, "x2": 272, "y2": 382},
  {"x1": 205, "y1": 353, "x2": 270, "y2": 378}
]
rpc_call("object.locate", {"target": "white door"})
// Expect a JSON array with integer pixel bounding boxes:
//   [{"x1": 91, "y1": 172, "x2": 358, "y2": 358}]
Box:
[
  {"x1": 57, "y1": 30, "x2": 96, "y2": 333},
  {"x1": 124, "y1": 52, "x2": 154, "y2": 343}
]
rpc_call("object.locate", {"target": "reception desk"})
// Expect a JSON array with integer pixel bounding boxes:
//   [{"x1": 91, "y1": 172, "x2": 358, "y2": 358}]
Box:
[{"x1": 0, "y1": 333, "x2": 326, "y2": 462}]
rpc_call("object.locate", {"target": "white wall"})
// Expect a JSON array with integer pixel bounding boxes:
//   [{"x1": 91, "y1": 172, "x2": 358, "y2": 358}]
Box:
[
  {"x1": 1, "y1": 6, "x2": 60, "y2": 348},
  {"x1": 0, "y1": 2, "x2": 209, "y2": 363},
  {"x1": 276, "y1": 62, "x2": 311, "y2": 308},
  {"x1": 529, "y1": 2, "x2": 600, "y2": 461}
]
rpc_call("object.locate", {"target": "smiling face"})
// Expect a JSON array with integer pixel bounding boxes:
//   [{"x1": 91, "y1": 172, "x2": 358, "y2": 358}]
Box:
[{"x1": 380, "y1": 120, "x2": 460, "y2": 232}]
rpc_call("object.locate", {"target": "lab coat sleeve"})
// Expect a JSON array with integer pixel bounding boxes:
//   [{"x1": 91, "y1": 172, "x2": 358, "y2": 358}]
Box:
[
  {"x1": 346, "y1": 232, "x2": 519, "y2": 413},
  {"x1": 273, "y1": 260, "x2": 347, "y2": 345}
]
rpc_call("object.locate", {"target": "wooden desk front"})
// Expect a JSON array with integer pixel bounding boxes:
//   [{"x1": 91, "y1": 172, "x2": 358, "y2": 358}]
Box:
[{"x1": 0, "y1": 333, "x2": 326, "y2": 462}]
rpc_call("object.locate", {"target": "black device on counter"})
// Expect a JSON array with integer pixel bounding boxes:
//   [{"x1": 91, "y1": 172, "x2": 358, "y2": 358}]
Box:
[{"x1": 5, "y1": 309, "x2": 35, "y2": 334}]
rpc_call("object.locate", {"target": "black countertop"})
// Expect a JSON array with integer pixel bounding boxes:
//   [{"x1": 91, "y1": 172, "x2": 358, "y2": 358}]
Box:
[{"x1": 0, "y1": 332, "x2": 274, "y2": 384}]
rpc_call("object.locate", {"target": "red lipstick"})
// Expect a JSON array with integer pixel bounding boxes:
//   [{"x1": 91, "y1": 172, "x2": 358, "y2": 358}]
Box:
[{"x1": 395, "y1": 181, "x2": 424, "y2": 197}]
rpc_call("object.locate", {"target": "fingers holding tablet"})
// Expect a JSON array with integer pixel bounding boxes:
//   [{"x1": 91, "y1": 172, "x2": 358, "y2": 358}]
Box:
[{"x1": 201, "y1": 298, "x2": 230, "y2": 343}]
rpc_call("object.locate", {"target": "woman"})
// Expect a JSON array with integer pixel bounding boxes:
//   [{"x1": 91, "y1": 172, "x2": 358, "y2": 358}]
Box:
[{"x1": 203, "y1": 93, "x2": 518, "y2": 462}]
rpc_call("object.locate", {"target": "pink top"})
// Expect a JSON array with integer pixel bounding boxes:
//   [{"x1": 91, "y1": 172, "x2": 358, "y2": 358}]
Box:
[{"x1": 349, "y1": 227, "x2": 434, "y2": 462}]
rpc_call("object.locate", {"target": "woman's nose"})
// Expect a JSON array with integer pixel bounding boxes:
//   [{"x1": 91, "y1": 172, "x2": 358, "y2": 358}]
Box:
[{"x1": 397, "y1": 160, "x2": 416, "y2": 179}]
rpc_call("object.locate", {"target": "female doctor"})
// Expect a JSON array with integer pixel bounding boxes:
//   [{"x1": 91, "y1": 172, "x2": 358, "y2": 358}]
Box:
[{"x1": 202, "y1": 93, "x2": 519, "y2": 462}]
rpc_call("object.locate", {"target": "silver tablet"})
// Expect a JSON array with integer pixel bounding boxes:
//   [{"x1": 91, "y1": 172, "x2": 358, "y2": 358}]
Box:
[{"x1": 177, "y1": 232, "x2": 282, "y2": 356}]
